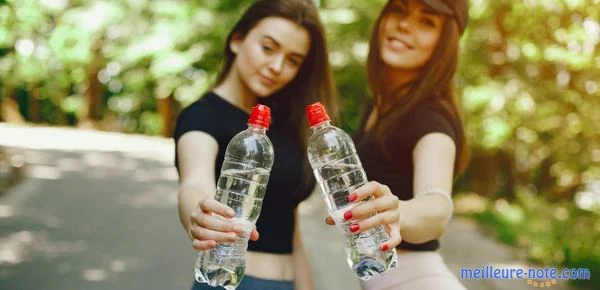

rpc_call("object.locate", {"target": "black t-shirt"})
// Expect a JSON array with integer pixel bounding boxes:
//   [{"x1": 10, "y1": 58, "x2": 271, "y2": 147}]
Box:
[
  {"x1": 354, "y1": 100, "x2": 461, "y2": 251},
  {"x1": 173, "y1": 92, "x2": 314, "y2": 254}
]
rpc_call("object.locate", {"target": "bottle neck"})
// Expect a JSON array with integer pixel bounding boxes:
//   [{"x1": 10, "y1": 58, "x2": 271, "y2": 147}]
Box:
[
  {"x1": 311, "y1": 121, "x2": 331, "y2": 131},
  {"x1": 248, "y1": 123, "x2": 268, "y2": 134}
]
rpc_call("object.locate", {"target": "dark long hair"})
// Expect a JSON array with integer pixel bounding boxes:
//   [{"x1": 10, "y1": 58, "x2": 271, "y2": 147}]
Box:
[
  {"x1": 214, "y1": 0, "x2": 339, "y2": 192},
  {"x1": 366, "y1": 2, "x2": 469, "y2": 175}
]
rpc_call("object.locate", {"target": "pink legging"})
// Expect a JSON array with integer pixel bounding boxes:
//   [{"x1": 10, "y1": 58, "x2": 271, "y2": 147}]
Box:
[{"x1": 360, "y1": 251, "x2": 466, "y2": 290}]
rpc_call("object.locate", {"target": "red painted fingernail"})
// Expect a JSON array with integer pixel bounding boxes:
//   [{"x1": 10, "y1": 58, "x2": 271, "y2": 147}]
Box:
[
  {"x1": 348, "y1": 193, "x2": 358, "y2": 202},
  {"x1": 344, "y1": 211, "x2": 353, "y2": 220},
  {"x1": 350, "y1": 224, "x2": 359, "y2": 232},
  {"x1": 381, "y1": 244, "x2": 389, "y2": 251}
]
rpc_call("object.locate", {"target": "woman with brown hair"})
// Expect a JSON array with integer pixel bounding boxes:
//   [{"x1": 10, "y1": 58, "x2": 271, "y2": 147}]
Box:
[
  {"x1": 326, "y1": 0, "x2": 469, "y2": 289},
  {"x1": 174, "y1": 0, "x2": 338, "y2": 289}
]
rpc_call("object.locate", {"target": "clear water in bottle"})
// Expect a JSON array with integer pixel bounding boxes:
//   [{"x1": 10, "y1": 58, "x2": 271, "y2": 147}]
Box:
[
  {"x1": 194, "y1": 105, "x2": 274, "y2": 290},
  {"x1": 306, "y1": 102, "x2": 397, "y2": 281},
  {"x1": 195, "y1": 168, "x2": 269, "y2": 289},
  {"x1": 313, "y1": 160, "x2": 397, "y2": 280}
]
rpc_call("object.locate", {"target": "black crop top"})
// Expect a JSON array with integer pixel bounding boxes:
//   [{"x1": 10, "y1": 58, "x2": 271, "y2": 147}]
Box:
[
  {"x1": 173, "y1": 92, "x2": 314, "y2": 254},
  {"x1": 354, "y1": 100, "x2": 461, "y2": 252}
]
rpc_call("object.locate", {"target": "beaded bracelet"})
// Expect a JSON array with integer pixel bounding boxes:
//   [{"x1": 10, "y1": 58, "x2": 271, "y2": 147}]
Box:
[{"x1": 414, "y1": 188, "x2": 454, "y2": 221}]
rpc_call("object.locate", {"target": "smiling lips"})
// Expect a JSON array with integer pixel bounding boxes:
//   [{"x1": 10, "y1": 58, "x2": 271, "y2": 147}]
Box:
[
  {"x1": 259, "y1": 74, "x2": 277, "y2": 86},
  {"x1": 386, "y1": 36, "x2": 414, "y2": 52}
]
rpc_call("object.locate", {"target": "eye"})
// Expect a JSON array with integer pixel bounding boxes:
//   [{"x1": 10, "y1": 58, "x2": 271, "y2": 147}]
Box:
[
  {"x1": 287, "y1": 58, "x2": 301, "y2": 67},
  {"x1": 262, "y1": 44, "x2": 274, "y2": 53},
  {"x1": 421, "y1": 17, "x2": 436, "y2": 27}
]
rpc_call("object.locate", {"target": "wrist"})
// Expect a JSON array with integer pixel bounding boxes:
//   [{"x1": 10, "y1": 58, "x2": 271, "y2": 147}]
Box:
[
  {"x1": 415, "y1": 188, "x2": 453, "y2": 222},
  {"x1": 398, "y1": 200, "x2": 410, "y2": 234}
]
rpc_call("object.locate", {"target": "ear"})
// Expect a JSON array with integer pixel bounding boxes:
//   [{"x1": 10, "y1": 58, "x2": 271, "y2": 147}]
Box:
[{"x1": 230, "y1": 32, "x2": 244, "y2": 54}]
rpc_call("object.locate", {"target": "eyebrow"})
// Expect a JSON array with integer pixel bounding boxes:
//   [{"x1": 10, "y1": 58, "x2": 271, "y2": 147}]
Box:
[
  {"x1": 262, "y1": 35, "x2": 306, "y2": 58},
  {"x1": 422, "y1": 7, "x2": 442, "y2": 16}
]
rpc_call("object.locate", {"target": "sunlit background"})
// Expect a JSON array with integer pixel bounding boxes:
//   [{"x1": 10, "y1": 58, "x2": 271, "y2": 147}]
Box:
[{"x1": 1, "y1": 0, "x2": 599, "y2": 289}]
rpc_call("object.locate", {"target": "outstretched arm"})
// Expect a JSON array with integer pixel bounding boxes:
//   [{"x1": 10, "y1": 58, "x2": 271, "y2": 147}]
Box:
[
  {"x1": 399, "y1": 132, "x2": 456, "y2": 243},
  {"x1": 326, "y1": 132, "x2": 456, "y2": 247},
  {"x1": 177, "y1": 131, "x2": 259, "y2": 251}
]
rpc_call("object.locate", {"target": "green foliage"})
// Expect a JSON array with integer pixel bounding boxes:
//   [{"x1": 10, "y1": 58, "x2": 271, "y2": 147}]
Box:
[
  {"x1": 1, "y1": 1, "x2": 599, "y2": 286},
  {"x1": 0, "y1": 0, "x2": 598, "y2": 191},
  {"x1": 464, "y1": 192, "x2": 600, "y2": 288},
  {"x1": 460, "y1": 0, "x2": 600, "y2": 196}
]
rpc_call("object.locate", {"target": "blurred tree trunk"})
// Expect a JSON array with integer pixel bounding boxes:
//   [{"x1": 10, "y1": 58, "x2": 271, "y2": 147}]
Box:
[
  {"x1": 157, "y1": 94, "x2": 175, "y2": 137},
  {"x1": 468, "y1": 149, "x2": 518, "y2": 200},
  {"x1": 0, "y1": 86, "x2": 25, "y2": 123},
  {"x1": 468, "y1": 5, "x2": 517, "y2": 199},
  {"x1": 28, "y1": 84, "x2": 41, "y2": 123},
  {"x1": 0, "y1": 96, "x2": 3, "y2": 122},
  {"x1": 468, "y1": 151, "x2": 500, "y2": 198},
  {"x1": 79, "y1": 40, "x2": 104, "y2": 128},
  {"x1": 498, "y1": 149, "x2": 517, "y2": 200},
  {"x1": 86, "y1": 53, "x2": 103, "y2": 121},
  {"x1": 536, "y1": 157, "x2": 554, "y2": 193},
  {"x1": 54, "y1": 91, "x2": 68, "y2": 125}
]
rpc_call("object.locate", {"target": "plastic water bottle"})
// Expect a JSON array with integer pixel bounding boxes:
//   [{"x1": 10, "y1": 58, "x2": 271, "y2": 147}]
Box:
[
  {"x1": 195, "y1": 104, "x2": 274, "y2": 290},
  {"x1": 306, "y1": 102, "x2": 397, "y2": 281}
]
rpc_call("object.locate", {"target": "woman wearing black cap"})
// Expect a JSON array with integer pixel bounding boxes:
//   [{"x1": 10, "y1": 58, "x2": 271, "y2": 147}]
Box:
[{"x1": 325, "y1": 0, "x2": 469, "y2": 289}]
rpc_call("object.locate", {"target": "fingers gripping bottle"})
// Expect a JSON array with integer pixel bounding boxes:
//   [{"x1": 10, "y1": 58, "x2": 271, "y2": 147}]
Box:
[
  {"x1": 306, "y1": 102, "x2": 397, "y2": 281},
  {"x1": 195, "y1": 105, "x2": 274, "y2": 290}
]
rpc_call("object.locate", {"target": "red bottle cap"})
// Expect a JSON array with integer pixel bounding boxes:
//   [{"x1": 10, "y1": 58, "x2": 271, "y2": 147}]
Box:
[
  {"x1": 248, "y1": 104, "x2": 271, "y2": 129},
  {"x1": 306, "y1": 102, "x2": 330, "y2": 127}
]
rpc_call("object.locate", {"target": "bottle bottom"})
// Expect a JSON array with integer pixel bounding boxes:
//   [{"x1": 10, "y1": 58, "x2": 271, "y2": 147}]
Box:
[
  {"x1": 195, "y1": 264, "x2": 245, "y2": 290},
  {"x1": 341, "y1": 225, "x2": 399, "y2": 281},
  {"x1": 351, "y1": 249, "x2": 398, "y2": 281},
  {"x1": 194, "y1": 244, "x2": 247, "y2": 290}
]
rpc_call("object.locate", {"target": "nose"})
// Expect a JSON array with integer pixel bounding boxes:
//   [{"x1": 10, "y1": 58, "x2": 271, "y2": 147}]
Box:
[
  {"x1": 395, "y1": 11, "x2": 415, "y2": 33},
  {"x1": 268, "y1": 54, "x2": 285, "y2": 74},
  {"x1": 398, "y1": 18, "x2": 409, "y2": 31}
]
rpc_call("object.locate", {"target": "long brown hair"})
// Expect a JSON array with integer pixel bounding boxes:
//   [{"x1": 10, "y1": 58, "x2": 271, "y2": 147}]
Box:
[
  {"x1": 366, "y1": 2, "x2": 469, "y2": 175},
  {"x1": 214, "y1": 0, "x2": 339, "y2": 190}
]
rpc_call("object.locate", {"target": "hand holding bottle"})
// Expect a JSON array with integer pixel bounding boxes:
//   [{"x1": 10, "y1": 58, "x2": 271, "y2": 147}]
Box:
[
  {"x1": 325, "y1": 181, "x2": 402, "y2": 251},
  {"x1": 188, "y1": 197, "x2": 260, "y2": 251}
]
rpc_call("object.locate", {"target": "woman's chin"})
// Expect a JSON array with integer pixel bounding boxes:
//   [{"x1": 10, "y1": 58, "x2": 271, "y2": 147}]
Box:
[
  {"x1": 380, "y1": 50, "x2": 419, "y2": 70},
  {"x1": 253, "y1": 90, "x2": 272, "y2": 98},
  {"x1": 381, "y1": 56, "x2": 408, "y2": 69},
  {"x1": 250, "y1": 84, "x2": 280, "y2": 98}
]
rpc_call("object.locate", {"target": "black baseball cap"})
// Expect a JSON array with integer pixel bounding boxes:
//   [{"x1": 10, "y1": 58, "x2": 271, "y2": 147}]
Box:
[{"x1": 421, "y1": 0, "x2": 469, "y2": 34}]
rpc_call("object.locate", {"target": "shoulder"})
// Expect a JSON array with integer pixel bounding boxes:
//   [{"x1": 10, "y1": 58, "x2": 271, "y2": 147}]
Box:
[
  {"x1": 174, "y1": 93, "x2": 224, "y2": 142},
  {"x1": 382, "y1": 100, "x2": 460, "y2": 159},
  {"x1": 405, "y1": 101, "x2": 458, "y2": 141},
  {"x1": 178, "y1": 93, "x2": 221, "y2": 121}
]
